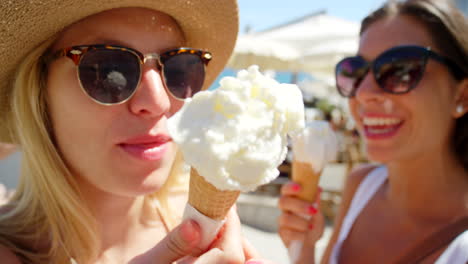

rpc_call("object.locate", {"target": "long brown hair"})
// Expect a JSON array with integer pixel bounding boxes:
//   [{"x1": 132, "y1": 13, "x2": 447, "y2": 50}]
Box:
[{"x1": 361, "y1": 0, "x2": 468, "y2": 171}]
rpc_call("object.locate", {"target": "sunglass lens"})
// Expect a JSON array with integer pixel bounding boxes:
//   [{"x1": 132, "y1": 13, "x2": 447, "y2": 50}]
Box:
[
  {"x1": 336, "y1": 57, "x2": 368, "y2": 97},
  {"x1": 78, "y1": 49, "x2": 140, "y2": 104},
  {"x1": 374, "y1": 48, "x2": 426, "y2": 94},
  {"x1": 163, "y1": 53, "x2": 205, "y2": 99}
]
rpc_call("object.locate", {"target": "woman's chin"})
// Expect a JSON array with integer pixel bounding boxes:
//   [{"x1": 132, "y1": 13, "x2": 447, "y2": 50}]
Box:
[
  {"x1": 364, "y1": 147, "x2": 396, "y2": 164},
  {"x1": 112, "y1": 172, "x2": 169, "y2": 197},
  {"x1": 134, "y1": 176, "x2": 168, "y2": 195}
]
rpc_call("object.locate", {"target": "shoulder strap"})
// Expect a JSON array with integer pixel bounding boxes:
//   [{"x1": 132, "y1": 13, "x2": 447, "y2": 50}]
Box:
[
  {"x1": 395, "y1": 217, "x2": 468, "y2": 264},
  {"x1": 336, "y1": 166, "x2": 387, "y2": 242}
]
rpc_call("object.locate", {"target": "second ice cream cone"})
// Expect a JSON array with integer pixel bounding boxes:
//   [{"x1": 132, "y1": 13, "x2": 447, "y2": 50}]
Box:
[
  {"x1": 291, "y1": 160, "x2": 321, "y2": 203},
  {"x1": 188, "y1": 168, "x2": 240, "y2": 220}
]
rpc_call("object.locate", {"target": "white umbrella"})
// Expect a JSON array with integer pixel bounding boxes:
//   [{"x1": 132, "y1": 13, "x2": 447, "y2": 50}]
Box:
[
  {"x1": 255, "y1": 11, "x2": 360, "y2": 78},
  {"x1": 227, "y1": 34, "x2": 302, "y2": 71},
  {"x1": 302, "y1": 38, "x2": 359, "y2": 76},
  {"x1": 256, "y1": 11, "x2": 359, "y2": 50}
]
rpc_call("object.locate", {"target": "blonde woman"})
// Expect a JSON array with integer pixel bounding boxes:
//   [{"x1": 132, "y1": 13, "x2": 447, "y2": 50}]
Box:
[{"x1": 0, "y1": 1, "x2": 264, "y2": 263}]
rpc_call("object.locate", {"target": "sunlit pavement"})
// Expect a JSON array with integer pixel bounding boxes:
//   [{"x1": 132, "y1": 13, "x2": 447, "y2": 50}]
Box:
[{"x1": 242, "y1": 221, "x2": 332, "y2": 263}]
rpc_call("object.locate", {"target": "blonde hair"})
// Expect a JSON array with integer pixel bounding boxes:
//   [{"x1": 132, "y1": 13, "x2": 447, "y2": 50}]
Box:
[{"x1": 0, "y1": 37, "x2": 189, "y2": 263}]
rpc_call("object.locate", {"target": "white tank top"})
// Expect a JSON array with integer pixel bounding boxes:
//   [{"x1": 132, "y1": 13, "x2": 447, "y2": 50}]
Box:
[{"x1": 329, "y1": 166, "x2": 468, "y2": 264}]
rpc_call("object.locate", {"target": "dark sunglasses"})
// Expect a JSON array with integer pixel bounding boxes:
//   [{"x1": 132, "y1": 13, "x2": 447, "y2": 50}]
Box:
[
  {"x1": 48, "y1": 45, "x2": 212, "y2": 105},
  {"x1": 335, "y1": 45, "x2": 464, "y2": 98}
]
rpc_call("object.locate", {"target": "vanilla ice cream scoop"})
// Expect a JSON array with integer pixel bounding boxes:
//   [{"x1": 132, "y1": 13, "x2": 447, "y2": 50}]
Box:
[
  {"x1": 291, "y1": 120, "x2": 338, "y2": 173},
  {"x1": 168, "y1": 65, "x2": 305, "y2": 192}
]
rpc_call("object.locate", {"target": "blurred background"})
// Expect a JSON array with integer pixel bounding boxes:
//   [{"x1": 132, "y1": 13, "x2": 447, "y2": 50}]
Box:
[
  {"x1": 214, "y1": 0, "x2": 468, "y2": 262},
  {"x1": 1, "y1": 0, "x2": 467, "y2": 263}
]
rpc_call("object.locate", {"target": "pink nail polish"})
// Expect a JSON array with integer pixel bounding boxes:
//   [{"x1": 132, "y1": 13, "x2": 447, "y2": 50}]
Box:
[
  {"x1": 307, "y1": 205, "x2": 318, "y2": 215},
  {"x1": 292, "y1": 183, "x2": 301, "y2": 192},
  {"x1": 246, "y1": 261, "x2": 262, "y2": 264}
]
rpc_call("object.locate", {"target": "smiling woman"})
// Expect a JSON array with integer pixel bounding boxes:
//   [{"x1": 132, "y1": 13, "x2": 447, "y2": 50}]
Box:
[
  {"x1": 277, "y1": 0, "x2": 468, "y2": 263},
  {"x1": 0, "y1": 1, "x2": 251, "y2": 264}
]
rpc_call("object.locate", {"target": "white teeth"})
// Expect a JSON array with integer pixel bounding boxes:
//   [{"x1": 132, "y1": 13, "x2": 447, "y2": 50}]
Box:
[
  {"x1": 367, "y1": 127, "x2": 396, "y2": 134},
  {"x1": 144, "y1": 146, "x2": 161, "y2": 153},
  {"x1": 362, "y1": 117, "x2": 402, "y2": 126}
]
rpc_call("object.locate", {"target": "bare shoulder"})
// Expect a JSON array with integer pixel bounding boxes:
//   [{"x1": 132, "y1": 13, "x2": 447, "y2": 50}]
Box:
[
  {"x1": 320, "y1": 163, "x2": 378, "y2": 264},
  {"x1": 0, "y1": 244, "x2": 21, "y2": 264},
  {"x1": 344, "y1": 163, "x2": 378, "y2": 193},
  {"x1": 332, "y1": 163, "x2": 377, "y2": 227}
]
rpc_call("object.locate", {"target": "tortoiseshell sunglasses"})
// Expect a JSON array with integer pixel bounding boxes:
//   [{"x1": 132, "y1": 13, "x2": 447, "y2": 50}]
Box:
[{"x1": 48, "y1": 45, "x2": 212, "y2": 105}]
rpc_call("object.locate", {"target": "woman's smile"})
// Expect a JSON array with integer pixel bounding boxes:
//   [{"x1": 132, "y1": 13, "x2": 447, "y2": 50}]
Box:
[{"x1": 361, "y1": 114, "x2": 404, "y2": 140}]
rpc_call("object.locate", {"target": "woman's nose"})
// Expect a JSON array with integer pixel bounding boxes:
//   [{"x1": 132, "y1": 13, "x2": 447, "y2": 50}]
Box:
[
  {"x1": 127, "y1": 66, "x2": 171, "y2": 118},
  {"x1": 354, "y1": 70, "x2": 386, "y2": 102}
]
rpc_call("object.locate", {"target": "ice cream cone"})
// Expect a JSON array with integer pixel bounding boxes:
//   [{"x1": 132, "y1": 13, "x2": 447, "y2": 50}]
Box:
[
  {"x1": 188, "y1": 168, "x2": 240, "y2": 220},
  {"x1": 291, "y1": 160, "x2": 321, "y2": 203}
]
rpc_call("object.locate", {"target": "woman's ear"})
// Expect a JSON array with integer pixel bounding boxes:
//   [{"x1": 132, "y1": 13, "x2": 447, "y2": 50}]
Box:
[{"x1": 453, "y1": 78, "x2": 468, "y2": 118}]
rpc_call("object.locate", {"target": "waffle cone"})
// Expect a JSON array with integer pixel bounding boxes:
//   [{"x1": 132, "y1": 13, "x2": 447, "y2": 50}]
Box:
[
  {"x1": 188, "y1": 168, "x2": 240, "y2": 220},
  {"x1": 291, "y1": 161, "x2": 321, "y2": 203}
]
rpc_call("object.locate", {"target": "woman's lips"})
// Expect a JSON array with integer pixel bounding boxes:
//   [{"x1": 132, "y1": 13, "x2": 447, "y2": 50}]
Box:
[
  {"x1": 361, "y1": 116, "x2": 404, "y2": 140},
  {"x1": 119, "y1": 135, "x2": 171, "y2": 161},
  {"x1": 364, "y1": 123, "x2": 403, "y2": 140}
]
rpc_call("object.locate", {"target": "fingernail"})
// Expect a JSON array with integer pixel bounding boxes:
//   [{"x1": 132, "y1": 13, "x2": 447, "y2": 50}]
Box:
[
  {"x1": 307, "y1": 205, "x2": 318, "y2": 215},
  {"x1": 245, "y1": 261, "x2": 262, "y2": 264},
  {"x1": 180, "y1": 220, "x2": 200, "y2": 242},
  {"x1": 309, "y1": 223, "x2": 314, "y2": 230},
  {"x1": 291, "y1": 183, "x2": 301, "y2": 192}
]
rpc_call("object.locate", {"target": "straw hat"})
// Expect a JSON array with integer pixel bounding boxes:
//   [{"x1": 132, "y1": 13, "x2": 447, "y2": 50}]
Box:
[{"x1": 0, "y1": 0, "x2": 239, "y2": 143}]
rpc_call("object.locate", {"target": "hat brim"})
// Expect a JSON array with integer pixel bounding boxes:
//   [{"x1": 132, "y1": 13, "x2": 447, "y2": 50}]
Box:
[{"x1": 0, "y1": 0, "x2": 238, "y2": 143}]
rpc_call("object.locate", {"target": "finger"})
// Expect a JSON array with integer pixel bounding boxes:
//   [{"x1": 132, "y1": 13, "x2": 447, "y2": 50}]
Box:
[
  {"x1": 193, "y1": 246, "x2": 249, "y2": 264},
  {"x1": 152, "y1": 219, "x2": 202, "y2": 263},
  {"x1": 315, "y1": 187, "x2": 323, "y2": 204},
  {"x1": 278, "y1": 228, "x2": 306, "y2": 247},
  {"x1": 306, "y1": 211, "x2": 326, "y2": 243},
  {"x1": 245, "y1": 259, "x2": 278, "y2": 264},
  {"x1": 242, "y1": 237, "x2": 262, "y2": 260},
  {"x1": 175, "y1": 256, "x2": 197, "y2": 264},
  {"x1": 278, "y1": 212, "x2": 310, "y2": 232},
  {"x1": 278, "y1": 196, "x2": 318, "y2": 218},
  {"x1": 280, "y1": 182, "x2": 302, "y2": 196},
  {"x1": 297, "y1": 212, "x2": 326, "y2": 264},
  {"x1": 191, "y1": 248, "x2": 230, "y2": 264},
  {"x1": 209, "y1": 207, "x2": 245, "y2": 262}
]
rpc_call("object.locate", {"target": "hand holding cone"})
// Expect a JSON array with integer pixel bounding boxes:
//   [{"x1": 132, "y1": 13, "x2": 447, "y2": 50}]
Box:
[
  {"x1": 288, "y1": 121, "x2": 338, "y2": 264},
  {"x1": 291, "y1": 161, "x2": 321, "y2": 203}
]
